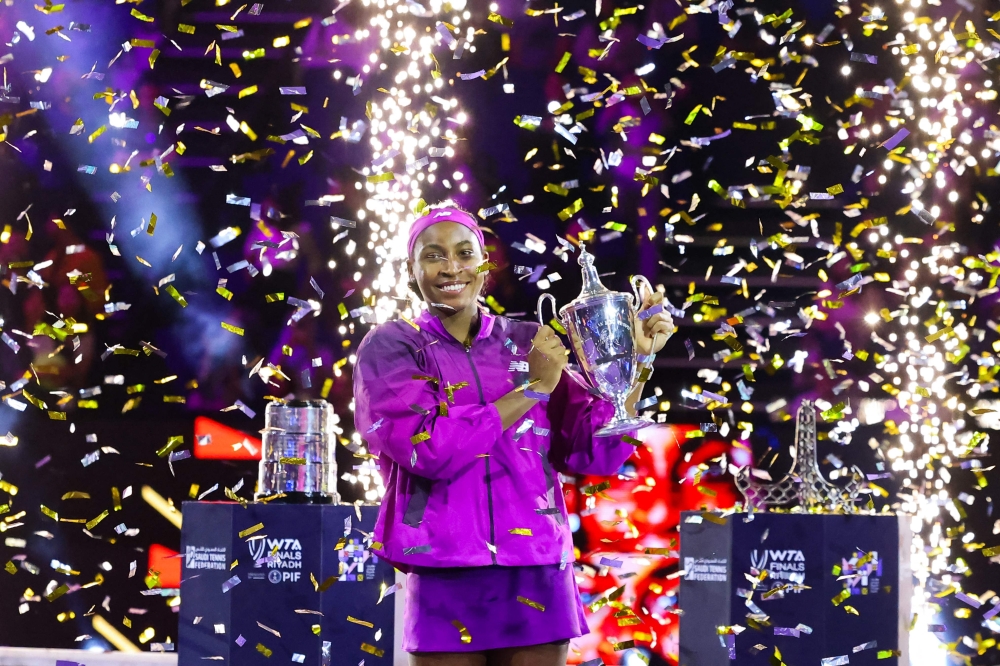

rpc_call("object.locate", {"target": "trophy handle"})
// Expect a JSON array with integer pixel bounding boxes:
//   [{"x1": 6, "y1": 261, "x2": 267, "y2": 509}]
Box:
[
  {"x1": 537, "y1": 293, "x2": 559, "y2": 328},
  {"x1": 629, "y1": 274, "x2": 655, "y2": 310}
]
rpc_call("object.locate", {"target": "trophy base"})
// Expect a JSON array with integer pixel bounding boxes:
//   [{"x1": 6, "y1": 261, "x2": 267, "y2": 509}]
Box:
[
  {"x1": 596, "y1": 416, "x2": 654, "y2": 437},
  {"x1": 254, "y1": 491, "x2": 337, "y2": 505}
]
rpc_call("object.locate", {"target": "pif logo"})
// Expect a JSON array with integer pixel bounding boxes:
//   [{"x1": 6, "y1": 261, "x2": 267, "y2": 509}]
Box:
[{"x1": 268, "y1": 570, "x2": 301, "y2": 584}]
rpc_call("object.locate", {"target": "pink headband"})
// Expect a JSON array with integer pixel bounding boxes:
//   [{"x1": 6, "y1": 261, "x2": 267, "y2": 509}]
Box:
[{"x1": 407, "y1": 207, "x2": 485, "y2": 258}]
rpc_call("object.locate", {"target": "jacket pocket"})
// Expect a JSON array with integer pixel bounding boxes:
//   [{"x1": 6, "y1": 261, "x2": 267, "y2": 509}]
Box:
[{"x1": 402, "y1": 476, "x2": 433, "y2": 527}]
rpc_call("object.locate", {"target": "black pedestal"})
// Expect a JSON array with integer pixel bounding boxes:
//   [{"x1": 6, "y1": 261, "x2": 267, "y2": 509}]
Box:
[
  {"x1": 679, "y1": 512, "x2": 910, "y2": 666},
  {"x1": 179, "y1": 502, "x2": 396, "y2": 665}
]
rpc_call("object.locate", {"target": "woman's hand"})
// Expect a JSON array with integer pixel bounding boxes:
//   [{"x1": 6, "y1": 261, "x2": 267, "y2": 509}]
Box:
[
  {"x1": 635, "y1": 287, "x2": 675, "y2": 356},
  {"x1": 528, "y1": 325, "x2": 568, "y2": 393}
]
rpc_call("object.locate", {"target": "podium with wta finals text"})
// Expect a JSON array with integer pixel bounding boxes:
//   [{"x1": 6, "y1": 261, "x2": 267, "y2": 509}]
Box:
[
  {"x1": 678, "y1": 511, "x2": 911, "y2": 666},
  {"x1": 678, "y1": 401, "x2": 912, "y2": 666},
  {"x1": 178, "y1": 502, "x2": 397, "y2": 666},
  {"x1": 179, "y1": 400, "x2": 398, "y2": 665}
]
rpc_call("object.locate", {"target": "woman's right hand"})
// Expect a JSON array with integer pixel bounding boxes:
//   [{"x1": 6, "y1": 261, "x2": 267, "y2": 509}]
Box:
[{"x1": 528, "y1": 325, "x2": 568, "y2": 393}]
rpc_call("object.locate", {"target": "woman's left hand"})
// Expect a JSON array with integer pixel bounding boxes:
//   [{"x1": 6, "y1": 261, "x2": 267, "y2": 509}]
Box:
[{"x1": 635, "y1": 287, "x2": 676, "y2": 356}]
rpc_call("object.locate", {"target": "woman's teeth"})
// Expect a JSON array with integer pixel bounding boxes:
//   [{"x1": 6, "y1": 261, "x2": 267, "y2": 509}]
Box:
[{"x1": 440, "y1": 284, "x2": 466, "y2": 293}]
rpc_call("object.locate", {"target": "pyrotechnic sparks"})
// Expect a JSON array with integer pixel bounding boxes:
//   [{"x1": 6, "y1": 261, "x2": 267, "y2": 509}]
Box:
[
  {"x1": 343, "y1": 0, "x2": 481, "y2": 502},
  {"x1": 352, "y1": 0, "x2": 476, "y2": 326},
  {"x1": 821, "y1": 0, "x2": 1000, "y2": 646}
]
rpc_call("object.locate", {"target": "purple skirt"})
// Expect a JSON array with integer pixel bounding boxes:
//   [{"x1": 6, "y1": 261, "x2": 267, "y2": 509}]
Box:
[{"x1": 403, "y1": 563, "x2": 590, "y2": 652}]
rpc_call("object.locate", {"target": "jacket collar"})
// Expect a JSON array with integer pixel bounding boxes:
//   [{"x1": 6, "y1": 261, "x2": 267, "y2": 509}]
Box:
[{"x1": 415, "y1": 307, "x2": 496, "y2": 344}]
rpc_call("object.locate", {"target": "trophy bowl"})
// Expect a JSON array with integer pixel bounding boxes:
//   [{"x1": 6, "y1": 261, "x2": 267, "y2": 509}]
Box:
[{"x1": 538, "y1": 246, "x2": 658, "y2": 436}]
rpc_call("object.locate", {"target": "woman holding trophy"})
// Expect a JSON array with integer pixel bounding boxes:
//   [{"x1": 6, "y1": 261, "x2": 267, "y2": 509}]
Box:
[{"x1": 353, "y1": 203, "x2": 675, "y2": 666}]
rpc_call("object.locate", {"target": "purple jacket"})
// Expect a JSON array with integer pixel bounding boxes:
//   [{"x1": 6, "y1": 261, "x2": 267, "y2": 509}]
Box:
[{"x1": 353, "y1": 308, "x2": 636, "y2": 571}]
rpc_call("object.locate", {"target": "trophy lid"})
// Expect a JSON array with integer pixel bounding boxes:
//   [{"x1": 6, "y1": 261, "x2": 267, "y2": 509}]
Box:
[
  {"x1": 571, "y1": 243, "x2": 632, "y2": 306},
  {"x1": 556, "y1": 244, "x2": 631, "y2": 318},
  {"x1": 577, "y1": 244, "x2": 611, "y2": 298}
]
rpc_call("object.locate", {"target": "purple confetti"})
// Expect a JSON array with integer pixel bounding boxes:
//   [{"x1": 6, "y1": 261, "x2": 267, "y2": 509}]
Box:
[
  {"x1": 599, "y1": 557, "x2": 623, "y2": 568},
  {"x1": 849, "y1": 52, "x2": 878, "y2": 64},
  {"x1": 221, "y1": 575, "x2": 241, "y2": 593},
  {"x1": 234, "y1": 400, "x2": 256, "y2": 418},
  {"x1": 524, "y1": 390, "x2": 550, "y2": 402},
  {"x1": 775, "y1": 627, "x2": 801, "y2": 637},
  {"x1": 956, "y1": 592, "x2": 982, "y2": 608},
  {"x1": 836, "y1": 273, "x2": 864, "y2": 292},
  {"x1": 235, "y1": 634, "x2": 246, "y2": 647},
  {"x1": 638, "y1": 302, "x2": 664, "y2": 320},
  {"x1": 983, "y1": 603, "x2": 1000, "y2": 620},
  {"x1": 310, "y1": 277, "x2": 325, "y2": 299},
  {"x1": 881, "y1": 128, "x2": 910, "y2": 150},
  {"x1": 636, "y1": 34, "x2": 667, "y2": 49}
]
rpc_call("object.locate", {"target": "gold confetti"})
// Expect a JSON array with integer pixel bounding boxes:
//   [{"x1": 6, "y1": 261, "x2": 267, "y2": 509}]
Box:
[
  {"x1": 554, "y1": 51, "x2": 571, "y2": 73},
  {"x1": 516, "y1": 596, "x2": 545, "y2": 611},
  {"x1": 45, "y1": 584, "x2": 70, "y2": 601},
  {"x1": 450, "y1": 621, "x2": 472, "y2": 645},
  {"x1": 85, "y1": 510, "x2": 109, "y2": 530},
  {"x1": 487, "y1": 11, "x2": 514, "y2": 27},
  {"x1": 239, "y1": 522, "x2": 264, "y2": 538},
  {"x1": 831, "y1": 589, "x2": 851, "y2": 606},
  {"x1": 156, "y1": 435, "x2": 184, "y2": 457},
  {"x1": 165, "y1": 285, "x2": 188, "y2": 307}
]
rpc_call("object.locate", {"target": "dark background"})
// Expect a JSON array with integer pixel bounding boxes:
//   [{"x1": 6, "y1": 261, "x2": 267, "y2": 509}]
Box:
[{"x1": 0, "y1": 0, "x2": 997, "y2": 659}]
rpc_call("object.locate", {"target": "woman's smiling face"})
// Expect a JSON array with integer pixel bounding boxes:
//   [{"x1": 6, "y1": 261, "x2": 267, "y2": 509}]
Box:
[{"x1": 408, "y1": 221, "x2": 487, "y2": 313}]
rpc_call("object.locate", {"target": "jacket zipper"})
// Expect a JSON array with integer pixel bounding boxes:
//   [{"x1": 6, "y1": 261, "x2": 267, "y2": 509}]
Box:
[{"x1": 465, "y1": 345, "x2": 498, "y2": 565}]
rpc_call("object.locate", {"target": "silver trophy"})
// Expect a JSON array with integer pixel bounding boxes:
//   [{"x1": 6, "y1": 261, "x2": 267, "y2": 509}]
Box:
[
  {"x1": 257, "y1": 399, "x2": 339, "y2": 504},
  {"x1": 735, "y1": 400, "x2": 864, "y2": 512},
  {"x1": 537, "y1": 245, "x2": 660, "y2": 436}
]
